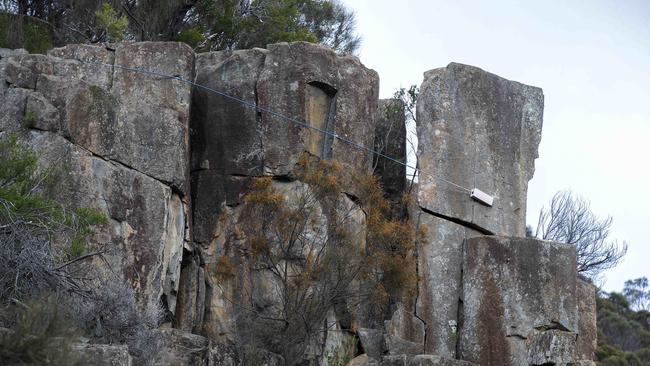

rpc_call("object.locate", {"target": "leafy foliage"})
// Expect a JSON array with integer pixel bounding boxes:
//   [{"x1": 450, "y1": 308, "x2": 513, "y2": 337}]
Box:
[
  {"x1": 94, "y1": 3, "x2": 128, "y2": 42},
  {"x1": 597, "y1": 290, "x2": 650, "y2": 365},
  {"x1": 0, "y1": 12, "x2": 53, "y2": 53},
  {"x1": 1, "y1": 0, "x2": 360, "y2": 53},
  {"x1": 182, "y1": 0, "x2": 359, "y2": 52},
  {"x1": 623, "y1": 277, "x2": 650, "y2": 312}
]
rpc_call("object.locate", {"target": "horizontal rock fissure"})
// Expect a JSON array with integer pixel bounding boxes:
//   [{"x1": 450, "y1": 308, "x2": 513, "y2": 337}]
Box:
[
  {"x1": 63, "y1": 132, "x2": 178, "y2": 189},
  {"x1": 534, "y1": 321, "x2": 571, "y2": 332},
  {"x1": 506, "y1": 333, "x2": 528, "y2": 340},
  {"x1": 419, "y1": 205, "x2": 494, "y2": 235}
]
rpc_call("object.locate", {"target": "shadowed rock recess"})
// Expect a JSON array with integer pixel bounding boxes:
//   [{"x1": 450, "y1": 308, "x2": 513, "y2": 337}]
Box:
[{"x1": 0, "y1": 42, "x2": 596, "y2": 365}]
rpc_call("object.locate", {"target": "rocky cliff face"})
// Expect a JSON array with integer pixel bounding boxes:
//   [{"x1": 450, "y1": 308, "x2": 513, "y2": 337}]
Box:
[
  {"x1": 0, "y1": 42, "x2": 192, "y2": 313},
  {"x1": 0, "y1": 42, "x2": 596, "y2": 366}
]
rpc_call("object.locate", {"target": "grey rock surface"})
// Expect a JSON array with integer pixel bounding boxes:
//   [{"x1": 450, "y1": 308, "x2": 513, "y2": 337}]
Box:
[
  {"x1": 0, "y1": 42, "x2": 193, "y2": 312},
  {"x1": 526, "y1": 329, "x2": 577, "y2": 365},
  {"x1": 358, "y1": 328, "x2": 386, "y2": 359},
  {"x1": 190, "y1": 41, "x2": 379, "y2": 246},
  {"x1": 460, "y1": 236, "x2": 578, "y2": 366},
  {"x1": 408, "y1": 355, "x2": 478, "y2": 366},
  {"x1": 384, "y1": 304, "x2": 425, "y2": 356},
  {"x1": 3, "y1": 43, "x2": 193, "y2": 193},
  {"x1": 21, "y1": 130, "x2": 186, "y2": 310},
  {"x1": 576, "y1": 279, "x2": 598, "y2": 362},
  {"x1": 347, "y1": 354, "x2": 380, "y2": 366},
  {"x1": 415, "y1": 210, "x2": 482, "y2": 357},
  {"x1": 416, "y1": 62, "x2": 543, "y2": 236},
  {"x1": 257, "y1": 42, "x2": 379, "y2": 176}
]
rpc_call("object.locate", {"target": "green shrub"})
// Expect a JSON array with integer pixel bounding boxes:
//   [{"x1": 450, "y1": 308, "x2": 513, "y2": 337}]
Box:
[
  {"x1": 23, "y1": 21, "x2": 53, "y2": 54},
  {"x1": 95, "y1": 4, "x2": 128, "y2": 42},
  {"x1": 176, "y1": 27, "x2": 206, "y2": 49}
]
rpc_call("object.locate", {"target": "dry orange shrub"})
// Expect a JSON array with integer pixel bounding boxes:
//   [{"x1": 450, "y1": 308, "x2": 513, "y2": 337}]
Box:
[{"x1": 220, "y1": 153, "x2": 419, "y2": 362}]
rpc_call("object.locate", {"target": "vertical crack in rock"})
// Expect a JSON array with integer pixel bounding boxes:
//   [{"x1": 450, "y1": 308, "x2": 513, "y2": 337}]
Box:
[{"x1": 253, "y1": 53, "x2": 267, "y2": 174}]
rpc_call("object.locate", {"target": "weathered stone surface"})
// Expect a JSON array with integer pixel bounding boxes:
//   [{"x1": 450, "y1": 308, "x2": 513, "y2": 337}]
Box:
[
  {"x1": 72, "y1": 344, "x2": 132, "y2": 366},
  {"x1": 152, "y1": 328, "x2": 210, "y2": 365},
  {"x1": 21, "y1": 130, "x2": 186, "y2": 310},
  {"x1": 0, "y1": 87, "x2": 31, "y2": 132},
  {"x1": 526, "y1": 329, "x2": 577, "y2": 365},
  {"x1": 347, "y1": 354, "x2": 380, "y2": 366},
  {"x1": 174, "y1": 253, "x2": 207, "y2": 333},
  {"x1": 575, "y1": 361, "x2": 597, "y2": 366},
  {"x1": 321, "y1": 311, "x2": 358, "y2": 366},
  {"x1": 0, "y1": 48, "x2": 27, "y2": 90},
  {"x1": 382, "y1": 355, "x2": 408, "y2": 366},
  {"x1": 576, "y1": 279, "x2": 597, "y2": 362},
  {"x1": 0, "y1": 43, "x2": 193, "y2": 314},
  {"x1": 408, "y1": 355, "x2": 477, "y2": 366},
  {"x1": 47, "y1": 44, "x2": 114, "y2": 87},
  {"x1": 3, "y1": 42, "x2": 194, "y2": 194},
  {"x1": 3, "y1": 43, "x2": 193, "y2": 193},
  {"x1": 384, "y1": 304, "x2": 425, "y2": 356},
  {"x1": 257, "y1": 42, "x2": 379, "y2": 175},
  {"x1": 191, "y1": 48, "x2": 268, "y2": 176},
  {"x1": 0, "y1": 47, "x2": 28, "y2": 59},
  {"x1": 234, "y1": 345, "x2": 285, "y2": 366},
  {"x1": 374, "y1": 99, "x2": 406, "y2": 201},
  {"x1": 358, "y1": 328, "x2": 386, "y2": 359},
  {"x1": 348, "y1": 355, "x2": 477, "y2": 366},
  {"x1": 191, "y1": 171, "x2": 249, "y2": 244},
  {"x1": 460, "y1": 236, "x2": 578, "y2": 366},
  {"x1": 109, "y1": 42, "x2": 193, "y2": 192},
  {"x1": 416, "y1": 62, "x2": 543, "y2": 236},
  {"x1": 190, "y1": 41, "x2": 378, "y2": 248},
  {"x1": 151, "y1": 328, "x2": 284, "y2": 366},
  {"x1": 192, "y1": 42, "x2": 379, "y2": 176},
  {"x1": 4, "y1": 54, "x2": 53, "y2": 89},
  {"x1": 415, "y1": 210, "x2": 482, "y2": 357},
  {"x1": 25, "y1": 91, "x2": 60, "y2": 131}
]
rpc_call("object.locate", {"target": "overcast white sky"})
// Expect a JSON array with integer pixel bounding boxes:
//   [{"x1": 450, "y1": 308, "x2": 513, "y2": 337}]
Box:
[{"x1": 340, "y1": 0, "x2": 650, "y2": 292}]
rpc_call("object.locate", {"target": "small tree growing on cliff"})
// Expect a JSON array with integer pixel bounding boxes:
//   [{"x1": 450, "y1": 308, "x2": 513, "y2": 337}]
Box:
[
  {"x1": 216, "y1": 154, "x2": 417, "y2": 365},
  {"x1": 535, "y1": 190, "x2": 627, "y2": 279}
]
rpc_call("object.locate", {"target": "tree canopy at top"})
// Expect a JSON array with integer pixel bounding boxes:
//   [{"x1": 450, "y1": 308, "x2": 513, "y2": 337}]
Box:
[{"x1": 0, "y1": 0, "x2": 361, "y2": 54}]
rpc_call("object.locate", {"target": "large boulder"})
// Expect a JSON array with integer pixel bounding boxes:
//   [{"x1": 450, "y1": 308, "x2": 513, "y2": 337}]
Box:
[
  {"x1": 190, "y1": 42, "x2": 379, "y2": 245},
  {"x1": 459, "y1": 236, "x2": 579, "y2": 366},
  {"x1": 416, "y1": 63, "x2": 543, "y2": 236},
  {"x1": 384, "y1": 304, "x2": 425, "y2": 356},
  {"x1": 0, "y1": 42, "x2": 193, "y2": 312},
  {"x1": 415, "y1": 210, "x2": 482, "y2": 357}
]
